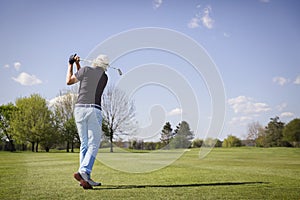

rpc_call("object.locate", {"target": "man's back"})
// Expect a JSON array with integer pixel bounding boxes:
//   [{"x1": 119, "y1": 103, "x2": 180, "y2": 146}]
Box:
[{"x1": 75, "y1": 66, "x2": 108, "y2": 107}]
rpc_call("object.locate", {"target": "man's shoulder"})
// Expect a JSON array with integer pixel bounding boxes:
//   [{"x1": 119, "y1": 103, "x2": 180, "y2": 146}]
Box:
[{"x1": 79, "y1": 66, "x2": 98, "y2": 74}]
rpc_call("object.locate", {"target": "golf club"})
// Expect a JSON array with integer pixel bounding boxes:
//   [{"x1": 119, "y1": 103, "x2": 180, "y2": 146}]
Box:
[{"x1": 79, "y1": 58, "x2": 123, "y2": 76}]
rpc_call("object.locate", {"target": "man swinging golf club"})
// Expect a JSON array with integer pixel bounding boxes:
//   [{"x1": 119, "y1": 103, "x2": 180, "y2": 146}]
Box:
[{"x1": 66, "y1": 53, "x2": 108, "y2": 189}]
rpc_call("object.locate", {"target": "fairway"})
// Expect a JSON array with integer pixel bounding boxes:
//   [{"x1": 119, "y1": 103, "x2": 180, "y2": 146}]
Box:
[{"x1": 0, "y1": 148, "x2": 299, "y2": 200}]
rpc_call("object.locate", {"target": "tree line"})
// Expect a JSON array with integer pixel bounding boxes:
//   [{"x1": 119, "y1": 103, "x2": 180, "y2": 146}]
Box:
[
  {"x1": 0, "y1": 85, "x2": 140, "y2": 152},
  {"x1": 0, "y1": 93, "x2": 78, "y2": 152},
  {"x1": 1, "y1": 90, "x2": 299, "y2": 152},
  {"x1": 245, "y1": 116, "x2": 300, "y2": 147},
  {"x1": 0, "y1": 90, "x2": 195, "y2": 152},
  {"x1": 127, "y1": 116, "x2": 300, "y2": 150}
]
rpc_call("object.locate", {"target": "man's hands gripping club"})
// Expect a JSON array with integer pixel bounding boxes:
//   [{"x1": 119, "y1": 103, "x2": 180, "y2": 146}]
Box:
[
  {"x1": 66, "y1": 53, "x2": 80, "y2": 85},
  {"x1": 69, "y1": 53, "x2": 80, "y2": 65}
]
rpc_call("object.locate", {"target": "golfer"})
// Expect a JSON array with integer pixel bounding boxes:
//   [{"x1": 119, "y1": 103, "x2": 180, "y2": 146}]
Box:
[{"x1": 66, "y1": 54, "x2": 108, "y2": 189}]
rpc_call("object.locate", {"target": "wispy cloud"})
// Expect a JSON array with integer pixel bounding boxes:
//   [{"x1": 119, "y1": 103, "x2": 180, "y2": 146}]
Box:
[
  {"x1": 280, "y1": 112, "x2": 294, "y2": 118},
  {"x1": 12, "y1": 72, "x2": 42, "y2": 86},
  {"x1": 14, "y1": 62, "x2": 21, "y2": 71},
  {"x1": 272, "y1": 76, "x2": 289, "y2": 86},
  {"x1": 3, "y1": 64, "x2": 10, "y2": 68},
  {"x1": 294, "y1": 75, "x2": 300, "y2": 85},
  {"x1": 188, "y1": 5, "x2": 214, "y2": 29},
  {"x1": 153, "y1": 0, "x2": 162, "y2": 10},
  {"x1": 48, "y1": 93, "x2": 77, "y2": 108},
  {"x1": 229, "y1": 116, "x2": 253, "y2": 125},
  {"x1": 167, "y1": 108, "x2": 182, "y2": 116},
  {"x1": 188, "y1": 17, "x2": 200, "y2": 28},
  {"x1": 201, "y1": 6, "x2": 214, "y2": 29},
  {"x1": 276, "y1": 102, "x2": 287, "y2": 111},
  {"x1": 228, "y1": 96, "x2": 271, "y2": 114}
]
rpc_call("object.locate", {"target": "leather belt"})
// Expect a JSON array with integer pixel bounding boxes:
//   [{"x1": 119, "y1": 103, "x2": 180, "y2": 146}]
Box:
[{"x1": 75, "y1": 104, "x2": 102, "y2": 111}]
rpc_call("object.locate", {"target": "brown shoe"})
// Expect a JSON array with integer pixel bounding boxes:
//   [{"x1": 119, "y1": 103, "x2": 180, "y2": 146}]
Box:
[{"x1": 73, "y1": 172, "x2": 93, "y2": 190}]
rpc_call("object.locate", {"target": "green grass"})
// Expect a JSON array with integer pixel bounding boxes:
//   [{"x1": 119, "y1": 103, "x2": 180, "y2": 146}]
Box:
[{"x1": 0, "y1": 148, "x2": 299, "y2": 199}]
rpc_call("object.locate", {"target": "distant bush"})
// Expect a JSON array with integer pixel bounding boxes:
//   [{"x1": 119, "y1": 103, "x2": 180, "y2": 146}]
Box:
[
  {"x1": 192, "y1": 139, "x2": 203, "y2": 148},
  {"x1": 222, "y1": 135, "x2": 242, "y2": 147}
]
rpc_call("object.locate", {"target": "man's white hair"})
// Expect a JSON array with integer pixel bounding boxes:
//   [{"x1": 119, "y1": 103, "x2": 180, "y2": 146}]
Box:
[{"x1": 92, "y1": 54, "x2": 109, "y2": 71}]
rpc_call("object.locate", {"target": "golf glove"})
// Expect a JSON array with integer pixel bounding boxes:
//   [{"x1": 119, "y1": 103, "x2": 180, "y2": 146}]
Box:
[{"x1": 69, "y1": 53, "x2": 77, "y2": 65}]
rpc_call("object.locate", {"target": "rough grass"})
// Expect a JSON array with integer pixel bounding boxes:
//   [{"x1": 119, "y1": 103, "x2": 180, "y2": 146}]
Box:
[{"x1": 0, "y1": 148, "x2": 299, "y2": 199}]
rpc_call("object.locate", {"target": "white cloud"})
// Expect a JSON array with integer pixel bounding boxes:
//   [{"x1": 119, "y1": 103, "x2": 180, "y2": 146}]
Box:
[
  {"x1": 153, "y1": 0, "x2": 162, "y2": 10},
  {"x1": 228, "y1": 96, "x2": 271, "y2": 114},
  {"x1": 3, "y1": 64, "x2": 10, "y2": 68},
  {"x1": 276, "y1": 102, "x2": 287, "y2": 111},
  {"x1": 167, "y1": 108, "x2": 182, "y2": 116},
  {"x1": 48, "y1": 93, "x2": 77, "y2": 109},
  {"x1": 12, "y1": 72, "x2": 42, "y2": 86},
  {"x1": 188, "y1": 17, "x2": 200, "y2": 28},
  {"x1": 229, "y1": 116, "x2": 252, "y2": 125},
  {"x1": 14, "y1": 62, "x2": 21, "y2": 71},
  {"x1": 272, "y1": 76, "x2": 289, "y2": 86},
  {"x1": 294, "y1": 75, "x2": 300, "y2": 85},
  {"x1": 188, "y1": 5, "x2": 214, "y2": 29},
  {"x1": 201, "y1": 6, "x2": 214, "y2": 29},
  {"x1": 280, "y1": 112, "x2": 294, "y2": 118}
]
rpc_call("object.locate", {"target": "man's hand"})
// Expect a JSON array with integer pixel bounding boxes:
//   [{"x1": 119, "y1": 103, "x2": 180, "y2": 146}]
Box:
[
  {"x1": 69, "y1": 54, "x2": 77, "y2": 65},
  {"x1": 74, "y1": 55, "x2": 81, "y2": 71},
  {"x1": 75, "y1": 55, "x2": 80, "y2": 64},
  {"x1": 66, "y1": 54, "x2": 79, "y2": 85}
]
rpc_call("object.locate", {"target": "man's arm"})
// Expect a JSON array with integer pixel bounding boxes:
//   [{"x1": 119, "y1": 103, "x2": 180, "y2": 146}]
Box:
[
  {"x1": 66, "y1": 55, "x2": 80, "y2": 85},
  {"x1": 66, "y1": 63, "x2": 78, "y2": 85}
]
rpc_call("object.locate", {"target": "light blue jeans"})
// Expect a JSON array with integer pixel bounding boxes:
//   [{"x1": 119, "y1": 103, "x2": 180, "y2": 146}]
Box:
[{"x1": 74, "y1": 106, "x2": 102, "y2": 175}]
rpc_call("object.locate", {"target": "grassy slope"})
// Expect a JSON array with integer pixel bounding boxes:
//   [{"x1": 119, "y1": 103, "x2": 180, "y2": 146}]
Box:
[{"x1": 0, "y1": 148, "x2": 299, "y2": 200}]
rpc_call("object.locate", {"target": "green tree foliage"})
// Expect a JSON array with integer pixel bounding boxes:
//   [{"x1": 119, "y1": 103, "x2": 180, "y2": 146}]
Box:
[
  {"x1": 171, "y1": 121, "x2": 194, "y2": 148},
  {"x1": 203, "y1": 137, "x2": 223, "y2": 147},
  {"x1": 10, "y1": 94, "x2": 54, "y2": 152},
  {"x1": 0, "y1": 103, "x2": 17, "y2": 151},
  {"x1": 222, "y1": 135, "x2": 242, "y2": 147},
  {"x1": 215, "y1": 139, "x2": 223, "y2": 147},
  {"x1": 62, "y1": 116, "x2": 78, "y2": 152},
  {"x1": 265, "y1": 116, "x2": 285, "y2": 147},
  {"x1": 160, "y1": 122, "x2": 173, "y2": 148},
  {"x1": 255, "y1": 128, "x2": 268, "y2": 147},
  {"x1": 283, "y1": 118, "x2": 300, "y2": 147},
  {"x1": 192, "y1": 139, "x2": 203, "y2": 148},
  {"x1": 40, "y1": 111, "x2": 59, "y2": 152}
]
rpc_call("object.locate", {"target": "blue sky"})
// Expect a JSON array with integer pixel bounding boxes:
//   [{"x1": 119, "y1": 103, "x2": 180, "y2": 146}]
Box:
[{"x1": 0, "y1": 0, "x2": 299, "y2": 140}]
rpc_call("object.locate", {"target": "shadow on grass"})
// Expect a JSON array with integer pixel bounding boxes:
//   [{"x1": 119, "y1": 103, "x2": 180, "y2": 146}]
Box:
[{"x1": 94, "y1": 182, "x2": 269, "y2": 190}]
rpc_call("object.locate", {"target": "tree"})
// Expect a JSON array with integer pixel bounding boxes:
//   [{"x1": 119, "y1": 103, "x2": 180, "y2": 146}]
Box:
[
  {"x1": 255, "y1": 127, "x2": 268, "y2": 147},
  {"x1": 222, "y1": 135, "x2": 242, "y2": 147},
  {"x1": 160, "y1": 122, "x2": 173, "y2": 148},
  {"x1": 171, "y1": 121, "x2": 194, "y2": 148},
  {"x1": 52, "y1": 90, "x2": 78, "y2": 152},
  {"x1": 203, "y1": 138, "x2": 222, "y2": 147},
  {"x1": 215, "y1": 139, "x2": 223, "y2": 147},
  {"x1": 0, "y1": 103, "x2": 17, "y2": 151},
  {"x1": 247, "y1": 121, "x2": 264, "y2": 147},
  {"x1": 102, "y1": 85, "x2": 137, "y2": 152},
  {"x1": 283, "y1": 118, "x2": 300, "y2": 147},
  {"x1": 11, "y1": 94, "x2": 54, "y2": 152},
  {"x1": 40, "y1": 111, "x2": 59, "y2": 152},
  {"x1": 265, "y1": 116, "x2": 285, "y2": 147},
  {"x1": 192, "y1": 139, "x2": 203, "y2": 148}
]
